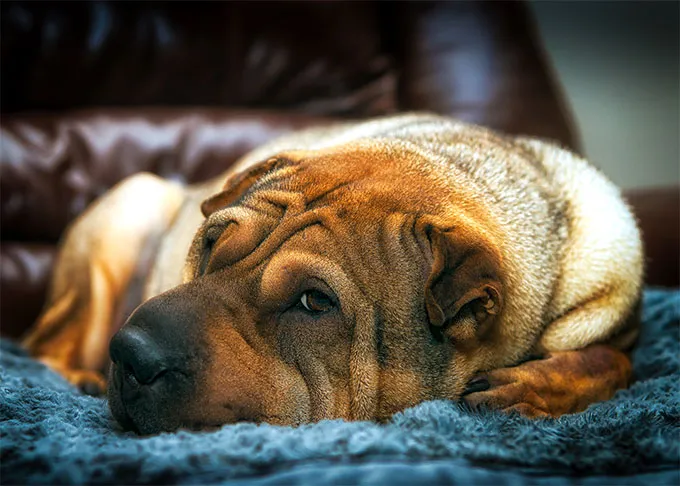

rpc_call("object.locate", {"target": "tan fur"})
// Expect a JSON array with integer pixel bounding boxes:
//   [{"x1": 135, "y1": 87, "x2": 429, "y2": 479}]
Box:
[
  {"x1": 24, "y1": 174, "x2": 185, "y2": 389},
  {"x1": 23, "y1": 113, "x2": 642, "y2": 431}
]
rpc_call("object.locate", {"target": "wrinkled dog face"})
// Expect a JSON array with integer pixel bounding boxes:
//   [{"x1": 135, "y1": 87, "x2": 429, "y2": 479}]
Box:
[{"x1": 108, "y1": 146, "x2": 504, "y2": 434}]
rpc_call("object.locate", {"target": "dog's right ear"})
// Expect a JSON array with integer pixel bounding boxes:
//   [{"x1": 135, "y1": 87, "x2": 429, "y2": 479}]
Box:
[
  {"x1": 201, "y1": 157, "x2": 296, "y2": 217},
  {"x1": 419, "y1": 219, "x2": 504, "y2": 345}
]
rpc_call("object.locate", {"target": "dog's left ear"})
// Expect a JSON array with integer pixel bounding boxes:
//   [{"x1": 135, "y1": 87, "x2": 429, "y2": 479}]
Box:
[
  {"x1": 201, "y1": 157, "x2": 296, "y2": 217},
  {"x1": 424, "y1": 225, "x2": 503, "y2": 344}
]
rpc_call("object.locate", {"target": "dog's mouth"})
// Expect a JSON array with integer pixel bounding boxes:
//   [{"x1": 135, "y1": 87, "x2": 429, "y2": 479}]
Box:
[
  {"x1": 107, "y1": 368, "x2": 140, "y2": 433},
  {"x1": 107, "y1": 362, "x2": 192, "y2": 434},
  {"x1": 107, "y1": 363, "x2": 279, "y2": 434},
  {"x1": 108, "y1": 363, "x2": 141, "y2": 433}
]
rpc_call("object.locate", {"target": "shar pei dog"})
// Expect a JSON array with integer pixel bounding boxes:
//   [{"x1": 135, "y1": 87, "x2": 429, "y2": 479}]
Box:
[{"x1": 24, "y1": 114, "x2": 642, "y2": 434}]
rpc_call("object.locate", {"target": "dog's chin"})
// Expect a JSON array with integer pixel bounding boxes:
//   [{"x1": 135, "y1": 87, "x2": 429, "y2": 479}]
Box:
[
  {"x1": 108, "y1": 385, "x2": 178, "y2": 434},
  {"x1": 107, "y1": 368, "x2": 260, "y2": 434},
  {"x1": 106, "y1": 364, "x2": 303, "y2": 433},
  {"x1": 108, "y1": 396, "x2": 262, "y2": 434},
  {"x1": 108, "y1": 388, "x2": 223, "y2": 434}
]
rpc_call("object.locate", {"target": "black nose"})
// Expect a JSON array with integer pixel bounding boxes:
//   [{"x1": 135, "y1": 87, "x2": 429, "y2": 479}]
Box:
[
  {"x1": 110, "y1": 327, "x2": 168, "y2": 386},
  {"x1": 108, "y1": 289, "x2": 208, "y2": 433}
]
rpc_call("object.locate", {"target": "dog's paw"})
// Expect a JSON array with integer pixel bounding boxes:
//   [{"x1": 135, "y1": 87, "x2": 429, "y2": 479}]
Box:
[
  {"x1": 462, "y1": 360, "x2": 552, "y2": 418},
  {"x1": 462, "y1": 345, "x2": 632, "y2": 418},
  {"x1": 39, "y1": 357, "x2": 107, "y2": 396},
  {"x1": 67, "y1": 369, "x2": 107, "y2": 396}
]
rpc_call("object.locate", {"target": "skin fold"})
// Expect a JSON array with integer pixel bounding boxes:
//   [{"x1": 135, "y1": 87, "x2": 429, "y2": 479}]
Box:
[{"x1": 23, "y1": 114, "x2": 642, "y2": 434}]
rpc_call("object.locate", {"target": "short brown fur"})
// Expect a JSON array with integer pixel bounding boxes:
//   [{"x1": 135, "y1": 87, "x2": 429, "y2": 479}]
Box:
[{"x1": 23, "y1": 114, "x2": 642, "y2": 433}]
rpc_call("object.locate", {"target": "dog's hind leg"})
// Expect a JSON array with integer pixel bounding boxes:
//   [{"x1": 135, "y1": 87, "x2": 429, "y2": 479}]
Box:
[{"x1": 22, "y1": 173, "x2": 185, "y2": 395}]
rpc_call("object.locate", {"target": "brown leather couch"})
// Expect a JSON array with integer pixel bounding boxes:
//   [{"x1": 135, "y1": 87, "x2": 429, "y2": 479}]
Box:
[{"x1": 1, "y1": 1, "x2": 677, "y2": 340}]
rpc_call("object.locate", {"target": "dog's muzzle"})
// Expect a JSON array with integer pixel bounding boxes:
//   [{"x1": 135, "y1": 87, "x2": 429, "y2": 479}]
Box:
[{"x1": 108, "y1": 293, "x2": 207, "y2": 434}]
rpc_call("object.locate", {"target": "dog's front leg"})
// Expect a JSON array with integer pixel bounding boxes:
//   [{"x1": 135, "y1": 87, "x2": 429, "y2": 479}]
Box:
[
  {"x1": 22, "y1": 174, "x2": 185, "y2": 395},
  {"x1": 462, "y1": 344, "x2": 632, "y2": 418}
]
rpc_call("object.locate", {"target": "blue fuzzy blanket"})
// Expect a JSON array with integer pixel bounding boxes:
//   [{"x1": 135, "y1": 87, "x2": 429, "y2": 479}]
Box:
[{"x1": 2, "y1": 290, "x2": 679, "y2": 485}]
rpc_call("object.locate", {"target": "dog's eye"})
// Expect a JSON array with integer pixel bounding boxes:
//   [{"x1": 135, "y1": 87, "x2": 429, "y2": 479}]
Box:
[
  {"x1": 198, "y1": 226, "x2": 223, "y2": 276},
  {"x1": 198, "y1": 238, "x2": 214, "y2": 276},
  {"x1": 299, "y1": 290, "x2": 334, "y2": 313}
]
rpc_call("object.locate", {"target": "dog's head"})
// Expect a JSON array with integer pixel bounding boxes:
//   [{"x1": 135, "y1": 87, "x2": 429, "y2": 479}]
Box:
[{"x1": 108, "y1": 142, "x2": 508, "y2": 434}]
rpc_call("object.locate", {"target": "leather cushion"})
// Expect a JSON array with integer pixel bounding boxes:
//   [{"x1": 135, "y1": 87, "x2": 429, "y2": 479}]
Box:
[
  {"x1": 0, "y1": 244, "x2": 55, "y2": 340},
  {"x1": 624, "y1": 187, "x2": 680, "y2": 288},
  {"x1": 390, "y1": 1, "x2": 579, "y2": 151},
  {"x1": 1, "y1": 109, "x2": 330, "y2": 242}
]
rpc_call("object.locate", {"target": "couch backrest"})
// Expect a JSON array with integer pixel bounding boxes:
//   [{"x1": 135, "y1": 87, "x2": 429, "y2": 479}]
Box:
[{"x1": 1, "y1": 1, "x2": 577, "y2": 147}]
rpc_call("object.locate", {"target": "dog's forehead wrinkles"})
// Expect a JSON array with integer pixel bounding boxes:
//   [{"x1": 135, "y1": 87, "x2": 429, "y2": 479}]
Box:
[
  {"x1": 211, "y1": 208, "x2": 330, "y2": 274},
  {"x1": 238, "y1": 163, "x2": 304, "y2": 206},
  {"x1": 205, "y1": 206, "x2": 257, "y2": 230},
  {"x1": 194, "y1": 151, "x2": 445, "y2": 283}
]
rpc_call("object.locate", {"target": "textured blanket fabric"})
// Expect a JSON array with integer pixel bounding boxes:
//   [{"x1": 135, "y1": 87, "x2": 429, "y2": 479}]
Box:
[{"x1": 1, "y1": 289, "x2": 679, "y2": 485}]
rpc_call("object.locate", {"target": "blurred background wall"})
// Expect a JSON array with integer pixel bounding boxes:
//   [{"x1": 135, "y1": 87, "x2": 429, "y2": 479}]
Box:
[{"x1": 530, "y1": 1, "x2": 679, "y2": 190}]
